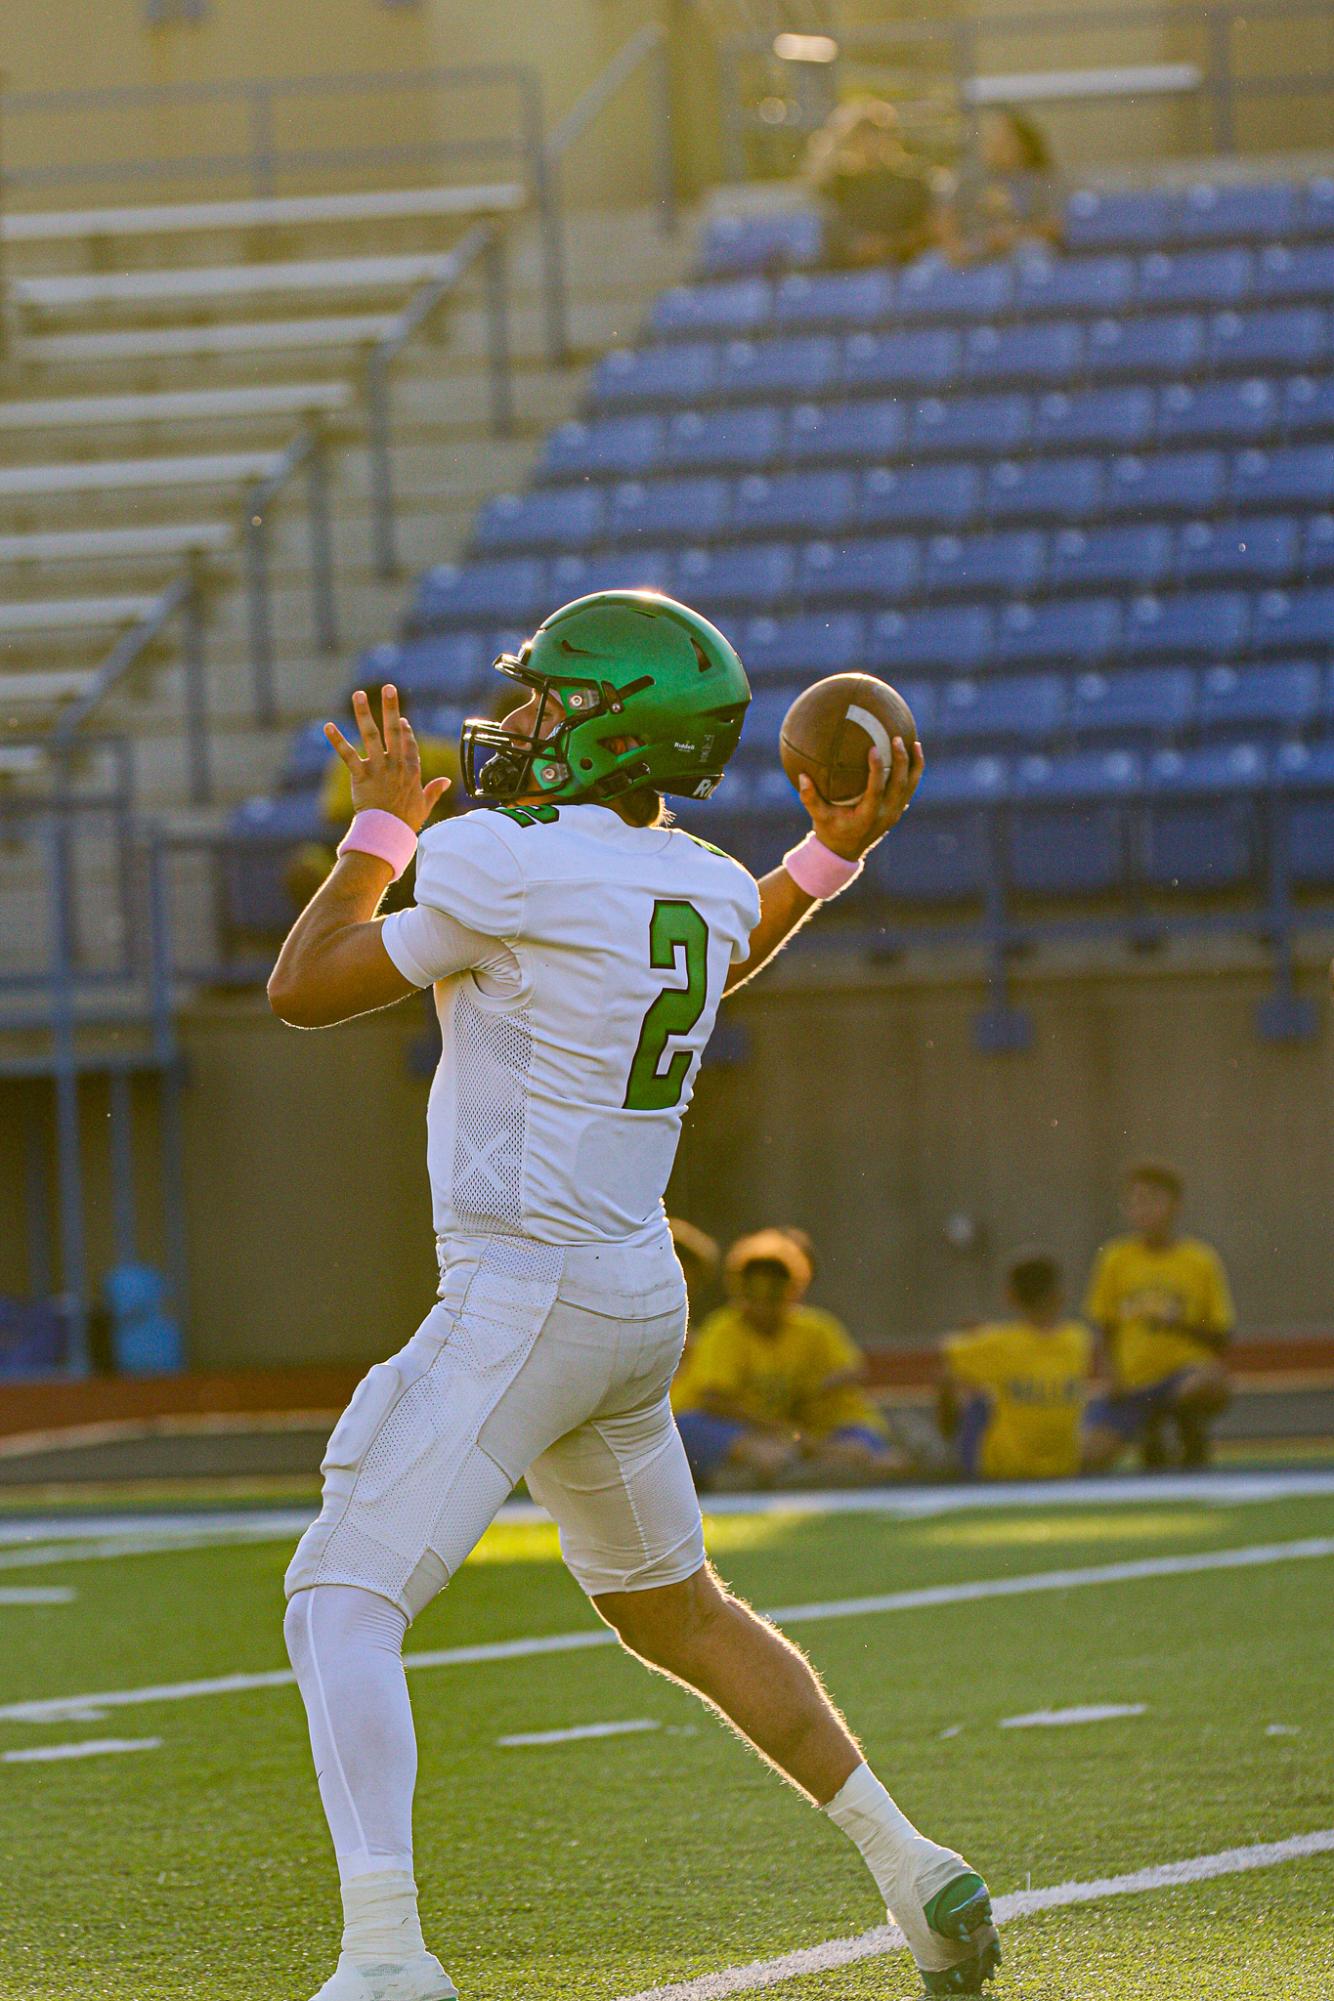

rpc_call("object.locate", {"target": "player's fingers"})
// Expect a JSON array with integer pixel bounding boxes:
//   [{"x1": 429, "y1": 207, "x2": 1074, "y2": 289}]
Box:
[
  {"x1": 323, "y1": 721, "x2": 362, "y2": 771},
  {"x1": 423, "y1": 775, "x2": 451, "y2": 809},
  {"x1": 381, "y1": 684, "x2": 403, "y2": 759},
  {"x1": 399, "y1": 713, "x2": 422, "y2": 772},
  {"x1": 352, "y1": 688, "x2": 383, "y2": 760}
]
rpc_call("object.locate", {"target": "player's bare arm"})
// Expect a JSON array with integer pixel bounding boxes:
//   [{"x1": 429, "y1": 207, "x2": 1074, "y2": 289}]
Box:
[
  {"x1": 267, "y1": 685, "x2": 450, "y2": 1029},
  {"x1": 726, "y1": 734, "x2": 924, "y2": 993}
]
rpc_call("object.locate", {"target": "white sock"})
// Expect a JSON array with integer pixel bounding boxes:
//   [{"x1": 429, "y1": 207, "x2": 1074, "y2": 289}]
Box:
[
  {"x1": 824, "y1": 1762, "x2": 961, "y2": 1912},
  {"x1": 340, "y1": 1870, "x2": 427, "y2": 1969}
]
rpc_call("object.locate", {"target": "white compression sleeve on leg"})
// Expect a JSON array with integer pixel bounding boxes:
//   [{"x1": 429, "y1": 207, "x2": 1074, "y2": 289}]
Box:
[
  {"x1": 824, "y1": 1761, "x2": 962, "y2": 1909},
  {"x1": 284, "y1": 1584, "x2": 419, "y2": 1883}
]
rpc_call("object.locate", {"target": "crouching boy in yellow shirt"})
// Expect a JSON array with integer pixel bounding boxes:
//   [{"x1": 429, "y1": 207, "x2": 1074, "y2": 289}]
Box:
[{"x1": 939, "y1": 1251, "x2": 1092, "y2": 1480}]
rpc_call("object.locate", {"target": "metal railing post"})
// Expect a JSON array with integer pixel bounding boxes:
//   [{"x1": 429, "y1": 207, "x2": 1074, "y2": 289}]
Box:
[
  {"x1": 366, "y1": 344, "x2": 400, "y2": 579},
  {"x1": 248, "y1": 81, "x2": 278, "y2": 197},
  {"x1": 179, "y1": 557, "x2": 212, "y2": 805},
  {"x1": 651, "y1": 30, "x2": 678, "y2": 236},
  {"x1": 47, "y1": 801, "x2": 90, "y2": 1375},
  {"x1": 245, "y1": 499, "x2": 278, "y2": 724},
  {"x1": 107, "y1": 1069, "x2": 137, "y2": 1265},
  {"x1": 144, "y1": 831, "x2": 192, "y2": 1349},
  {"x1": 523, "y1": 74, "x2": 569, "y2": 365},
  {"x1": 482, "y1": 228, "x2": 515, "y2": 437},
  {"x1": 304, "y1": 420, "x2": 339, "y2": 652}
]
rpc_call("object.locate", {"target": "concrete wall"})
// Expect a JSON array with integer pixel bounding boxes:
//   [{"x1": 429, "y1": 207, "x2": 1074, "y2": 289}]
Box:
[{"x1": 6, "y1": 958, "x2": 1330, "y2": 1368}]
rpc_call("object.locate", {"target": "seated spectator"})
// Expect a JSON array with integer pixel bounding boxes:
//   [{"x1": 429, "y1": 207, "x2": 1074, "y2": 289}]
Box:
[
  {"x1": 285, "y1": 682, "x2": 460, "y2": 915},
  {"x1": 939, "y1": 105, "x2": 1063, "y2": 263},
  {"x1": 672, "y1": 1229, "x2": 901, "y2": 1489},
  {"x1": 805, "y1": 99, "x2": 936, "y2": 269},
  {"x1": 938, "y1": 1250, "x2": 1093, "y2": 1480},
  {"x1": 1082, "y1": 1162, "x2": 1234, "y2": 1471}
]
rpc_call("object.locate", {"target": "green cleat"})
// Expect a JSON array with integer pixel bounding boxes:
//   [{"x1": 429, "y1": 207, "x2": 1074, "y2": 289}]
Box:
[{"x1": 918, "y1": 1873, "x2": 1002, "y2": 1995}]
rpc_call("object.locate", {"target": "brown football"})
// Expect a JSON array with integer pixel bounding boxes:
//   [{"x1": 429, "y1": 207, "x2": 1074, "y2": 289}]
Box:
[{"x1": 779, "y1": 673, "x2": 918, "y2": 806}]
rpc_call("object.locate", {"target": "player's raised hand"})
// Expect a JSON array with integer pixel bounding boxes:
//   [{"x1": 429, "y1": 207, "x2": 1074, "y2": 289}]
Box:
[
  {"x1": 797, "y1": 735, "x2": 924, "y2": 861},
  {"x1": 324, "y1": 684, "x2": 451, "y2": 833}
]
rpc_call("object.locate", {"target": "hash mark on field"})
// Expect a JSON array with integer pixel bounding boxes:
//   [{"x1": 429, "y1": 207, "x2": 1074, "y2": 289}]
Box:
[
  {"x1": 614, "y1": 1829, "x2": 1334, "y2": 2001},
  {"x1": 1000, "y1": 1703, "x2": 1147, "y2": 1729},
  {"x1": 498, "y1": 1718, "x2": 661, "y2": 1748},
  {"x1": 1, "y1": 1535, "x2": 1330, "y2": 1726},
  {"x1": 0, "y1": 1587, "x2": 75, "y2": 1604},
  {"x1": 2, "y1": 1737, "x2": 161, "y2": 1765}
]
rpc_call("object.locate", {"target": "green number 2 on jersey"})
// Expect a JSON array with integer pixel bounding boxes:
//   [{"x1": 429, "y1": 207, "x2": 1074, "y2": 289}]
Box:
[{"x1": 623, "y1": 900, "x2": 710, "y2": 1112}]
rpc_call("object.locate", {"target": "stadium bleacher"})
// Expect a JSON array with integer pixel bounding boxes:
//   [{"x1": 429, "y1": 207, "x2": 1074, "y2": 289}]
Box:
[{"x1": 227, "y1": 177, "x2": 1334, "y2": 947}]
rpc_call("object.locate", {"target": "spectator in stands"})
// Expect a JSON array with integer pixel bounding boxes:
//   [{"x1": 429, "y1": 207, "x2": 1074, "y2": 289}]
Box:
[
  {"x1": 672, "y1": 1229, "x2": 902, "y2": 1490},
  {"x1": 939, "y1": 105, "x2": 1063, "y2": 263},
  {"x1": 285, "y1": 682, "x2": 459, "y2": 914},
  {"x1": 805, "y1": 99, "x2": 937, "y2": 269},
  {"x1": 1082, "y1": 1161, "x2": 1234, "y2": 1471},
  {"x1": 937, "y1": 1250, "x2": 1093, "y2": 1480}
]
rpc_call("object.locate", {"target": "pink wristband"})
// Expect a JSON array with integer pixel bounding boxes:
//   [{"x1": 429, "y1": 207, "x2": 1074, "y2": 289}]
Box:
[
  {"x1": 336, "y1": 809, "x2": 418, "y2": 881},
  {"x1": 783, "y1": 831, "x2": 863, "y2": 900}
]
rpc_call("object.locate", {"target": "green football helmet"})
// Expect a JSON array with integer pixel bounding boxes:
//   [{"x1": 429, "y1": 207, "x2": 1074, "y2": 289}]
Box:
[{"x1": 459, "y1": 590, "x2": 751, "y2": 806}]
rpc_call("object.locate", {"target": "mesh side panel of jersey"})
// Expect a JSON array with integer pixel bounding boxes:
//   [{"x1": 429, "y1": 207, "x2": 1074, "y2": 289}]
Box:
[{"x1": 450, "y1": 987, "x2": 533, "y2": 1232}]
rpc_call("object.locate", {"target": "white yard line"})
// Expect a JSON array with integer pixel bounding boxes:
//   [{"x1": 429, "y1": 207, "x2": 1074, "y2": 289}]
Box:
[
  {"x1": 2, "y1": 1737, "x2": 161, "y2": 1765},
  {"x1": 614, "y1": 1829, "x2": 1334, "y2": 2001},
  {"x1": 0, "y1": 1587, "x2": 75, "y2": 1604},
  {"x1": 2, "y1": 1534, "x2": 1330, "y2": 1728},
  {"x1": 1000, "y1": 1703, "x2": 1147, "y2": 1728},
  {"x1": 498, "y1": 1719, "x2": 661, "y2": 1748},
  {"x1": 0, "y1": 1467, "x2": 1331, "y2": 1567}
]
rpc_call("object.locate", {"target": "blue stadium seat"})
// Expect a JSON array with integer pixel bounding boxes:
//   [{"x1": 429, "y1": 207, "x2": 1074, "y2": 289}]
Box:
[
  {"x1": 995, "y1": 597, "x2": 1122, "y2": 666},
  {"x1": 607, "y1": 477, "x2": 731, "y2": 543},
  {"x1": 865, "y1": 805, "x2": 995, "y2": 903},
  {"x1": 1231, "y1": 444, "x2": 1334, "y2": 509},
  {"x1": 1198, "y1": 661, "x2": 1321, "y2": 736},
  {"x1": 1066, "y1": 187, "x2": 1179, "y2": 249},
  {"x1": 1034, "y1": 388, "x2": 1155, "y2": 451},
  {"x1": 931, "y1": 673, "x2": 1064, "y2": 747},
  {"x1": 1106, "y1": 451, "x2": 1228, "y2": 518},
  {"x1": 1007, "y1": 750, "x2": 1142, "y2": 894},
  {"x1": 698, "y1": 211, "x2": 823, "y2": 277},
  {"x1": 226, "y1": 792, "x2": 330, "y2": 930},
  {"x1": 921, "y1": 530, "x2": 1046, "y2": 597},
  {"x1": 786, "y1": 397, "x2": 907, "y2": 463},
  {"x1": 1283, "y1": 375, "x2": 1334, "y2": 440},
  {"x1": 894, "y1": 256, "x2": 1014, "y2": 320},
  {"x1": 1175, "y1": 515, "x2": 1299, "y2": 585},
  {"x1": 662, "y1": 405, "x2": 785, "y2": 472},
  {"x1": 1067, "y1": 666, "x2": 1195, "y2": 742},
  {"x1": 650, "y1": 280, "x2": 771, "y2": 339},
  {"x1": 741, "y1": 611, "x2": 865, "y2": 680},
  {"x1": 541, "y1": 415, "x2": 662, "y2": 481},
  {"x1": 1136, "y1": 248, "x2": 1254, "y2": 310},
  {"x1": 986, "y1": 455, "x2": 1104, "y2": 523},
  {"x1": 1303, "y1": 179, "x2": 1334, "y2": 236},
  {"x1": 1143, "y1": 744, "x2": 1268, "y2": 888},
  {"x1": 549, "y1": 549, "x2": 673, "y2": 600},
  {"x1": 1012, "y1": 253, "x2": 1137, "y2": 315},
  {"x1": 367, "y1": 634, "x2": 494, "y2": 702},
  {"x1": 858, "y1": 462, "x2": 981, "y2": 529},
  {"x1": 593, "y1": 342, "x2": 718, "y2": 407},
  {"x1": 1086, "y1": 313, "x2": 1206, "y2": 380},
  {"x1": 474, "y1": 486, "x2": 606, "y2": 553},
  {"x1": 1302, "y1": 514, "x2": 1334, "y2": 575},
  {"x1": 962, "y1": 321, "x2": 1084, "y2": 385},
  {"x1": 772, "y1": 268, "x2": 896, "y2": 328},
  {"x1": 1157, "y1": 377, "x2": 1281, "y2": 445},
  {"x1": 868, "y1": 603, "x2": 995, "y2": 674},
  {"x1": 842, "y1": 328, "x2": 962, "y2": 392},
  {"x1": 1207, "y1": 307, "x2": 1328, "y2": 373},
  {"x1": 410, "y1": 558, "x2": 546, "y2": 630},
  {"x1": 717, "y1": 336, "x2": 841, "y2": 401},
  {"x1": 1250, "y1": 585, "x2": 1334, "y2": 653},
  {"x1": 1277, "y1": 740, "x2": 1334, "y2": 885},
  {"x1": 798, "y1": 535, "x2": 919, "y2": 603},
  {"x1": 1254, "y1": 242, "x2": 1334, "y2": 302},
  {"x1": 673, "y1": 542, "x2": 795, "y2": 612},
  {"x1": 731, "y1": 469, "x2": 856, "y2": 538},
  {"x1": 910, "y1": 393, "x2": 1032, "y2": 456},
  {"x1": 1123, "y1": 590, "x2": 1249, "y2": 659},
  {"x1": 1179, "y1": 182, "x2": 1301, "y2": 241},
  {"x1": 1048, "y1": 524, "x2": 1173, "y2": 592},
  {"x1": 282, "y1": 721, "x2": 336, "y2": 790}
]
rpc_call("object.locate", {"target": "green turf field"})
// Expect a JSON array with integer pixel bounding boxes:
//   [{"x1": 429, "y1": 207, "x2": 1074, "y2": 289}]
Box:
[{"x1": 1, "y1": 1491, "x2": 1331, "y2": 2000}]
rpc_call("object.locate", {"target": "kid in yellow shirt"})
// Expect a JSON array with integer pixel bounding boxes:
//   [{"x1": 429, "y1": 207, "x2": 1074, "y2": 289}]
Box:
[{"x1": 939, "y1": 1252, "x2": 1092, "y2": 1480}]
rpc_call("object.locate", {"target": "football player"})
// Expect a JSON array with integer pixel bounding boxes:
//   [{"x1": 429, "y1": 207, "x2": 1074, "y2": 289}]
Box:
[{"x1": 268, "y1": 592, "x2": 999, "y2": 2000}]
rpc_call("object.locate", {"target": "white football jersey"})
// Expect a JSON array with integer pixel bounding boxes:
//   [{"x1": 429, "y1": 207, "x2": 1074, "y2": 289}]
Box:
[{"x1": 381, "y1": 803, "x2": 761, "y2": 1247}]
